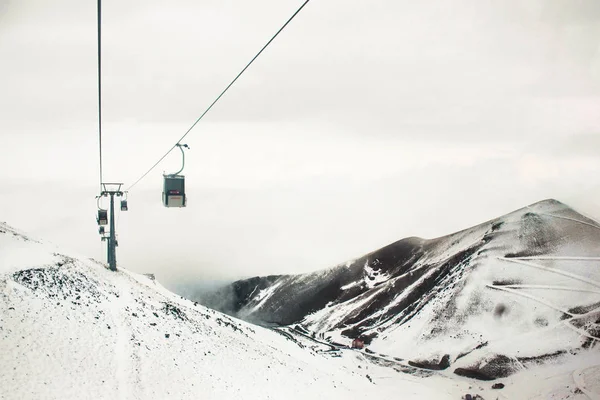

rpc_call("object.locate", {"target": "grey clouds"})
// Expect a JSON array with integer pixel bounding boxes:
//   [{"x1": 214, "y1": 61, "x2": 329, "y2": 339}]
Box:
[{"x1": 0, "y1": 0, "x2": 599, "y2": 288}]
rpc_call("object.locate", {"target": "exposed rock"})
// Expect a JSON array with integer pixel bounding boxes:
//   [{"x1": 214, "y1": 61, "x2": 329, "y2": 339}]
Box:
[
  {"x1": 454, "y1": 355, "x2": 521, "y2": 381},
  {"x1": 408, "y1": 354, "x2": 451, "y2": 371}
]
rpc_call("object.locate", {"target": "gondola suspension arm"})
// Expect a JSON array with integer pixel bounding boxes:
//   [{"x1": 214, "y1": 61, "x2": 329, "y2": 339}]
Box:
[{"x1": 172, "y1": 144, "x2": 190, "y2": 176}]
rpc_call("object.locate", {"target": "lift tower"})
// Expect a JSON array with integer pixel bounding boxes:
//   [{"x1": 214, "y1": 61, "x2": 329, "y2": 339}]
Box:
[{"x1": 98, "y1": 183, "x2": 123, "y2": 271}]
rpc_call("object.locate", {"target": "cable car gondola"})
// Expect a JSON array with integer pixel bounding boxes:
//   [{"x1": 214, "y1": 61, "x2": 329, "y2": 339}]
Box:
[
  {"x1": 163, "y1": 143, "x2": 189, "y2": 208},
  {"x1": 121, "y1": 192, "x2": 128, "y2": 211},
  {"x1": 96, "y1": 195, "x2": 108, "y2": 225},
  {"x1": 163, "y1": 175, "x2": 186, "y2": 207},
  {"x1": 97, "y1": 209, "x2": 108, "y2": 225}
]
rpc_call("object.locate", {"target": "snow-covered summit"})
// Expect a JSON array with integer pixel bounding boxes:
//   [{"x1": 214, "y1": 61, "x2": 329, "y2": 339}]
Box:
[{"x1": 203, "y1": 199, "x2": 600, "y2": 381}]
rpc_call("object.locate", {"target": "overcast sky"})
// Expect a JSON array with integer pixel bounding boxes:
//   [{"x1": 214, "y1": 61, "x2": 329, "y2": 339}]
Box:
[{"x1": 1, "y1": 0, "x2": 599, "y2": 288}]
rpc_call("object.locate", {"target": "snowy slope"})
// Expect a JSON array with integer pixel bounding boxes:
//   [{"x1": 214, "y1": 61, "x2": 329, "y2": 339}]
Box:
[
  {"x1": 0, "y1": 222, "x2": 475, "y2": 400},
  {"x1": 206, "y1": 199, "x2": 600, "y2": 382}
]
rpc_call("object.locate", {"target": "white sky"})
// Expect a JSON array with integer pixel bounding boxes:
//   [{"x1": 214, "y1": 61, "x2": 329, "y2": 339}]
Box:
[{"x1": 1, "y1": 0, "x2": 599, "y2": 287}]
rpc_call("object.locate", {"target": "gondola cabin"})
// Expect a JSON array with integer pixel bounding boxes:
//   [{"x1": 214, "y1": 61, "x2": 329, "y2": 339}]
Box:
[
  {"x1": 121, "y1": 199, "x2": 128, "y2": 211},
  {"x1": 163, "y1": 174, "x2": 186, "y2": 207},
  {"x1": 97, "y1": 210, "x2": 108, "y2": 225}
]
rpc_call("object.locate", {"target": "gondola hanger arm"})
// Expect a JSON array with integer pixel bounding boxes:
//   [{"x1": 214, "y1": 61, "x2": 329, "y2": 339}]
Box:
[{"x1": 170, "y1": 143, "x2": 189, "y2": 176}]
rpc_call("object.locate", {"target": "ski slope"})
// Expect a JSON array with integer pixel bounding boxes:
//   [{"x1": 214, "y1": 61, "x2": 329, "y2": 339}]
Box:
[{"x1": 0, "y1": 222, "x2": 472, "y2": 399}]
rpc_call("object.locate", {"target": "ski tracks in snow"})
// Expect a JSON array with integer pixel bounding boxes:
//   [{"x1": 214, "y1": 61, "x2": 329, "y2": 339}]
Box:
[
  {"x1": 498, "y1": 284, "x2": 600, "y2": 295},
  {"x1": 486, "y1": 284, "x2": 575, "y2": 316},
  {"x1": 108, "y1": 281, "x2": 141, "y2": 399},
  {"x1": 495, "y1": 257, "x2": 600, "y2": 338},
  {"x1": 493, "y1": 256, "x2": 600, "y2": 399},
  {"x1": 499, "y1": 257, "x2": 600, "y2": 289},
  {"x1": 538, "y1": 213, "x2": 600, "y2": 232},
  {"x1": 493, "y1": 256, "x2": 600, "y2": 339}
]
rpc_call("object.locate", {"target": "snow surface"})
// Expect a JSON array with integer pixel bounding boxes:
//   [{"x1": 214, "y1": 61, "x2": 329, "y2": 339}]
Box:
[{"x1": 1, "y1": 222, "x2": 476, "y2": 400}]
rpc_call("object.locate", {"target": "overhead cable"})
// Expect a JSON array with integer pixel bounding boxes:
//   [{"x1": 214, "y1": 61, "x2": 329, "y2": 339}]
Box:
[
  {"x1": 126, "y1": 0, "x2": 311, "y2": 191},
  {"x1": 97, "y1": 0, "x2": 104, "y2": 190}
]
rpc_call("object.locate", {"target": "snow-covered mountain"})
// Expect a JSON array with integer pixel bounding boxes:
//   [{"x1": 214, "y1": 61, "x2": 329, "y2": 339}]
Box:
[
  {"x1": 1, "y1": 200, "x2": 599, "y2": 399},
  {"x1": 203, "y1": 199, "x2": 600, "y2": 382},
  {"x1": 0, "y1": 221, "x2": 481, "y2": 399}
]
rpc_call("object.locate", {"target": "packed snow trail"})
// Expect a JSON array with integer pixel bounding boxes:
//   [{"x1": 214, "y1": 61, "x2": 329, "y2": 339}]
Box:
[
  {"x1": 488, "y1": 271, "x2": 600, "y2": 342},
  {"x1": 499, "y1": 257, "x2": 600, "y2": 288},
  {"x1": 491, "y1": 280, "x2": 600, "y2": 341},
  {"x1": 486, "y1": 284, "x2": 575, "y2": 316},
  {"x1": 538, "y1": 213, "x2": 600, "y2": 231},
  {"x1": 500, "y1": 284, "x2": 600, "y2": 294},
  {"x1": 498, "y1": 284, "x2": 600, "y2": 295},
  {"x1": 108, "y1": 279, "x2": 139, "y2": 400}
]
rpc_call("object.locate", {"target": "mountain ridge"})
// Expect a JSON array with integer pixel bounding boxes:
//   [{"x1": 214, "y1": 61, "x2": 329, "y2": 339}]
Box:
[{"x1": 196, "y1": 198, "x2": 600, "y2": 380}]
